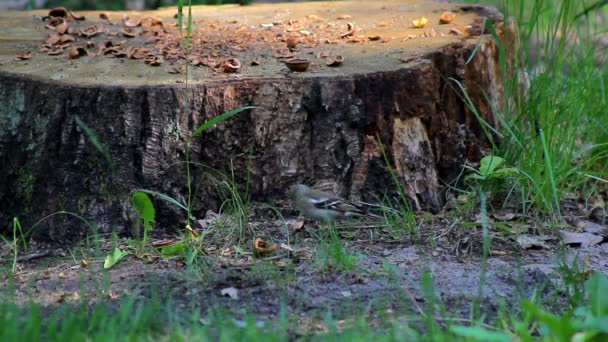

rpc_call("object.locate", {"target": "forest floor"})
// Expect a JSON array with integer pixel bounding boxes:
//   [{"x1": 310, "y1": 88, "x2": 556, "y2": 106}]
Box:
[{"x1": 2, "y1": 201, "x2": 607, "y2": 335}]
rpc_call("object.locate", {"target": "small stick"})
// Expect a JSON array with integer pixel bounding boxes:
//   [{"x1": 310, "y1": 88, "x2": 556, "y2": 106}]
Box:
[{"x1": 16, "y1": 251, "x2": 50, "y2": 262}]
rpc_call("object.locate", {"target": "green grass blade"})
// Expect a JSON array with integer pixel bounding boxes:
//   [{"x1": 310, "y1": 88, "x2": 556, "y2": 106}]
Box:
[{"x1": 190, "y1": 106, "x2": 256, "y2": 138}]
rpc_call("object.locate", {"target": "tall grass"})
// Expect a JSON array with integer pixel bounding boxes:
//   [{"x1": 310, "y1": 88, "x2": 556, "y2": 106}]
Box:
[{"x1": 463, "y1": 0, "x2": 607, "y2": 219}]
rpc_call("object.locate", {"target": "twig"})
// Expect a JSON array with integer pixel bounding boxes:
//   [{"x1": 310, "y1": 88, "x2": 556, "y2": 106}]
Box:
[{"x1": 16, "y1": 251, "x2": 50, "y2": 262}]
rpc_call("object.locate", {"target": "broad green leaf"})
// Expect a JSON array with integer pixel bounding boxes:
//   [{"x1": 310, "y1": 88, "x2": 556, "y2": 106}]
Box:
[
  {"x1": 586, "y1": 272, "x2": 608, "y2": 316},
  {"x1": 449, "y1": 325, "x2": 511, "y2": 342},
  {"x1": 479, "y1": 155, "x2": 505, "y2": 176},
  {"x1": 104, "y1": 247, "x2": 130, "y2": 269},
  {"x1": 521, "y1": 300, "x2": 576, "y2": 340},
  {"x1": 190, "y1": 106, "x2": 256, "y2": 138},
  {"x1": 132, "y1": 192, "x2": 155, "y2": 232}
]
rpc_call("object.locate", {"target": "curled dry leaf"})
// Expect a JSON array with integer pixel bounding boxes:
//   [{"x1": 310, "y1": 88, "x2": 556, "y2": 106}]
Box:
[
  {"x1": 15, "y1": 50, "x2": 32, "y2": 60},
  {"x1": 221, "y1": 58, "x2": 241, "y2": 73},
  {"x1": 411, "y1": 16, "x2": 428, "y2": 28},
  {"x1": 68, "y1": 46, "x2": 88, "y2": 59},
  {"x1": 253, "y1": 237, "x2": 279, "y2": 257},
  {"x1": 340, "y1": 22, "x2": 356, "y2": 38},
  {"x1": 326, "y1": 55, "x2": 344, "y2": 67},
  {"x1": 336, "y1": 14, "x2": 352, "y2": 20},
  {"x1": 368, "y1": 35, "x2": 381, "y2": 41},
  {"x1": 284, "y1": 57, "x2": 310, "y2": 72},
  {"x1": 122, "y1": 28, "x2": 137, "y2": 38},
  {"x1": 439, "y1": 12, "x2": 456, "y2": 24}
]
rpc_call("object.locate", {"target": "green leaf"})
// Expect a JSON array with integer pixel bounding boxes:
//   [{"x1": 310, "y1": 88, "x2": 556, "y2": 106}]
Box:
[
  {"x1": 521, "y1": 300, "x2": 576, "y2": 340},
  {"x1": 104, "y1": 247, "x2": 130, "y2": 269},
  {"x1": 479, "y1": 155, "x2": 505, "y2": 177},
  {"x1": 132, "y1": 192, "x2": 155, "y2": 232},
  {"x1": 190, "y1": 106, "x2": 256, "y2": 138},
  {"x1": 586, "y1": 272, "x2": 608, "y2": 317},
  {"x1": 449, "y1": 325, "x2": 511, "y2": 342},
  {"x1": 74, "y1": 116, "x2": 115, "y2": 173},
  {"x1": 160, "y1": 242, "x2": 188, "y2": 258}
]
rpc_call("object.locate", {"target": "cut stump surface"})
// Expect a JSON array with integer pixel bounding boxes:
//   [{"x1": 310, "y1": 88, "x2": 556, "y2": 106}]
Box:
[{"x1": 0, "y1": 1, "x2": 514, "y2": 240}]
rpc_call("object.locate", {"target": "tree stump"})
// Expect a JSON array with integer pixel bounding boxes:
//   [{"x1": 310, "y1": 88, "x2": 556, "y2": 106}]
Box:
[{"x1": 0, "y1": 1, "x2": 514, "y2": 241}]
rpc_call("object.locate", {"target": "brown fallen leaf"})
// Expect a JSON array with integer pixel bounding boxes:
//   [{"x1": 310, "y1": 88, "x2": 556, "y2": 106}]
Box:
[{"x1": 253, "y1": 237, "x2": 279, "y2": 257}]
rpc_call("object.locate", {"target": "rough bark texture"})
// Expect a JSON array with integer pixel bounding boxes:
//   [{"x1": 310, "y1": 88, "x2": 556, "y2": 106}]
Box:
[{"x1": 0, "y1": 1, "x2": 514, "y2": 241}]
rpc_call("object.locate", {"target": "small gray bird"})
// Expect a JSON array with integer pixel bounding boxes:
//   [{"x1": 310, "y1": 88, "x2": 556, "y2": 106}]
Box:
[{"x1": 287, "y1": 184, "x2": 379, "y2": 224}]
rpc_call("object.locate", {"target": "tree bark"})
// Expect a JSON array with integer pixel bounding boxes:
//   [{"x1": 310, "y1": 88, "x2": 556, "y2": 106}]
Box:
[{"x1": 0, "y1": 1, "x2": 514, "y2": 241}]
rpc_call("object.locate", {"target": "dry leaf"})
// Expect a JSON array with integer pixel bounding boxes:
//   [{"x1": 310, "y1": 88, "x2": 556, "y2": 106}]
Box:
[
  {"x1": 516, "y1": 235, "x2": 550, "y2": 249},
  {"x1": 412, "y1": 17, "x2": 428, "y2": 28},
  {"x1": 560, "y1": 230, "x2": 603, "y2": 247},
  {"x1": 253, "y1": 237, "x2": 279, "y2": 257}
]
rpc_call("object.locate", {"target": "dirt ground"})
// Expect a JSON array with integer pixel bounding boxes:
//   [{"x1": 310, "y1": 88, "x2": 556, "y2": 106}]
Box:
[{"x1": 2, "y1": 203, "x2": 608, "y2": 332}]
